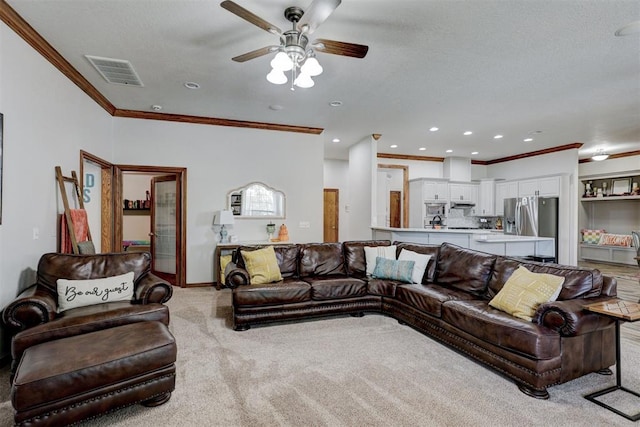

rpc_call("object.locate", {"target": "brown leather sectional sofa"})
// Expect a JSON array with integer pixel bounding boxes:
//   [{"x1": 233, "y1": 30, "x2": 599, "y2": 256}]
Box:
[{"x1": 226, "y1": 240, "x2": 617, "y2": 399}]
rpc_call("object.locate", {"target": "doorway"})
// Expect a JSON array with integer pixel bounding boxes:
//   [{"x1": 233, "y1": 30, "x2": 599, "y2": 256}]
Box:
[
  {"x1": 115, "y1": 165, "x2": 186, "y2": 287},
  {"x1": 323, "y1": 188, "x2": 339, "y2": 242},
  {"x1": 79, "y1": 151, "x2": 187, "y2": 287},
  {"x1": 377, "y1": 164, "x2": 409, "y2": 227}
]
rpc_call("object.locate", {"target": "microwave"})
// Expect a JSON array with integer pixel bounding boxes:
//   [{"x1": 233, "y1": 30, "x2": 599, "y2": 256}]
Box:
[{"x1": 425, "y1": 202, "x2": 446, "y2": 216}]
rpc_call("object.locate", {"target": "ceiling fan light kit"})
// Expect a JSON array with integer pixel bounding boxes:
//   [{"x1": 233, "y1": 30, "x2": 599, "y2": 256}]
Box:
[{"x1": 221, "y1": 0, "x2": 368, "y2": 91}]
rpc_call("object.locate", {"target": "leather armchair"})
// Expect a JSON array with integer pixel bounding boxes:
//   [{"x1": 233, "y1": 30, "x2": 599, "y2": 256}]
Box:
[{"x1": 2, "y1": 252, "x2": 173, "y2": 333}]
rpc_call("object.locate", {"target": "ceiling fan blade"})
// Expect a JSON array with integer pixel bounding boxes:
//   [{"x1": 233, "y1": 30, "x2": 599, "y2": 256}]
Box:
[
  {"x1": 220, "y1": 1, "x2": 281, "y2": 35},
  {"x1": 232, "y1": 46, "x2": 279, "y2": 62},
  {"x1": 313, "y1": 39, "x2": 369, "y2": 59},
  {"x1": 298, "y1": 0, "x2": 341, "y2": 34}
]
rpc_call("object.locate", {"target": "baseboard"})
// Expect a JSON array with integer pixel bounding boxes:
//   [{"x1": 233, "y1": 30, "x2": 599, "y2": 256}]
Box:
[{"x1": 185, "y1": 282, "x2": 214, "y2": 288}]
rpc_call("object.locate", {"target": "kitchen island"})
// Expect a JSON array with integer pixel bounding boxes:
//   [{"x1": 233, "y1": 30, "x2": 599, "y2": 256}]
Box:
[{"x1": 371, "y1": 227, "x2": 555, "y2": 259}]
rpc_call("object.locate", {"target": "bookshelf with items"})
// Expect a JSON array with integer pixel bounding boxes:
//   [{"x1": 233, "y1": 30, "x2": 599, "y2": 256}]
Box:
[{"x1": 579, "y1": 172, "x2": 640, "y2": 265}]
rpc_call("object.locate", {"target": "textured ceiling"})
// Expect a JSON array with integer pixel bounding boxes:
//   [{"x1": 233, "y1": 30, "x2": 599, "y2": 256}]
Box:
[{"x1": 5, "y1": 0, "x2": 640, "y2": 161}]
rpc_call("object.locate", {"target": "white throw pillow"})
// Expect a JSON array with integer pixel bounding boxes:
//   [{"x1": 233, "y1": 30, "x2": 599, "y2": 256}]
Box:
[
  {"x1": 57, "y1": 271, "x2": 135, "y2": 313},
  {"x1": 364, "y1": 245, "x2": 397, "y2": 276},
  {"x1": 398, "y1": 249, "x2": 432, "y2": 284}
]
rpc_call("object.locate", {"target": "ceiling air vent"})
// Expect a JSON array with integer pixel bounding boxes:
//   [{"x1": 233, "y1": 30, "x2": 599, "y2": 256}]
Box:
[{"x1": 84, "y1": 55, "x2": 144, "y2": 87}]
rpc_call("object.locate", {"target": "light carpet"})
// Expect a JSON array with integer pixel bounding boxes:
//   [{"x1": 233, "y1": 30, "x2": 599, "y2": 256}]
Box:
[{"x1": 0, "y1": 277, "x2": 639, "y2": 426}]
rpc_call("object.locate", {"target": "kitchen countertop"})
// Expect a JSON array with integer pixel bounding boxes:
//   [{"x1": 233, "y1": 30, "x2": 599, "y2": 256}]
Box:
[
  {"x1": 371, "y1": 227, "x2": 554, "y2": 242},
  {"x1": 371, "y1": 227, "x2": 500, "y2": 234}
]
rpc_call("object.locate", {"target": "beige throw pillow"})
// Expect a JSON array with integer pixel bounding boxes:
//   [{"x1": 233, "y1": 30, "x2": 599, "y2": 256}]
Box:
[
  {"x1": 489, "y1": 266, "x2": 564, "y2": 321},
  {"x1": 241, "y1": 246, "x2": 282, "y2": 285},
  {"x1": 57, "y1": 271, "x2": 135, "y2": 313}
]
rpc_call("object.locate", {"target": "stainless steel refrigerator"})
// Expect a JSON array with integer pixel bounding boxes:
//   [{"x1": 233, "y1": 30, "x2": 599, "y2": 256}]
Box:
[{"x1": 504, "y1": 196, "x2": 559, "y2": 259}]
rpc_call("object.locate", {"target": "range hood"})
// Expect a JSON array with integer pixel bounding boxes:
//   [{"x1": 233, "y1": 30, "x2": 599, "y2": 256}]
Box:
[{"x1": 450, "y1": 201, "x2": 476, "y2": 208}]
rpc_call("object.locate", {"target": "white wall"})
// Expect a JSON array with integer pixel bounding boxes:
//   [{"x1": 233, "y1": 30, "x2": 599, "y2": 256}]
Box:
[
  {"x1": 377, "y1": 158, "x2": 443, "y2": 180},
  {"x1": 0, "y1": 23, "x2": 113, "y2": 357},
  {"x1": 112, "y1": 118, "x2": 324, "y2": 284},
  {"x1": 323, "y1": 159, "x2": 350, "y2": 241},
  {"x1": 579, "y1": 155, "x2": 640, "y2": 177},
  {"x1": 348, "y1": 136, "x2": 377, "y2": 239}
]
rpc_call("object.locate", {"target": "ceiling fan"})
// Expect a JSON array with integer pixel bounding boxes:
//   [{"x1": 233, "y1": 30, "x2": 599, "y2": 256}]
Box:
[{"x1": 220, "y1": 0, "x2": 369, "y2": 88}]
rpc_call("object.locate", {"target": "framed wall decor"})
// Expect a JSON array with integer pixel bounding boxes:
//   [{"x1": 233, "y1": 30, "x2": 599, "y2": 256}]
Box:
[{"x1": 612, "y1": 178, "x2": 631, "y2": 196}]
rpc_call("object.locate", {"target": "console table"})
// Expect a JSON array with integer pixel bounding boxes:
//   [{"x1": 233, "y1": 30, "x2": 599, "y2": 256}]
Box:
[
  {"x1": 214, "y1": 240, "x2": 292, "y2": 289},
  {"x1": 584, "y1": 299, "x2": 640, "y2": 421}
]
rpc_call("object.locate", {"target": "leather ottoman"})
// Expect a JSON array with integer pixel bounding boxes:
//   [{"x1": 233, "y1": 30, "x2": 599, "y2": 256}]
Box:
[{"x1": 11, "y1": 321, "x2": 177, "y2": 426}]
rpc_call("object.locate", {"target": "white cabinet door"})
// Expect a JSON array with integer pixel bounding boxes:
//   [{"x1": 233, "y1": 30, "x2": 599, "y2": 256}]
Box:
[
  {"x1": 517, "y1": 179, "x2": 539, "y2": 197},
  {"x1": 449, "y1": 183, "x2": 477, "y2": 202},
  {"x1": 495, "y1": 181, "x2": 518, "y2": 215},
  {"x1": 518, "y1": 176, "x2": 560, "y2": 197},
  {"x1": 477, "y1": 180, "x2": 495, "y2": 216},
  {"x1": 424, "y1": 181, "x2": 448, "y2": 201},
  {"x1": 537, "y1": 176, "x2": 561, "y2": 196}
]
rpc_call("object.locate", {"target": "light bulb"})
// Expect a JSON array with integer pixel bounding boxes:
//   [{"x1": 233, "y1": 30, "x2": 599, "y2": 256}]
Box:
[
  {"x1": 301, "y1": 57, "x2": 323, "y2": 76},
  {"x1": 266, "y1": 69, "x2": 287, "y2": 85},
  {"x1": 270, "y1": 52, "x2": 293, "y2": 71},
  {"x1": 294, "y1": 72, "x2": 314, "y2": 88}
]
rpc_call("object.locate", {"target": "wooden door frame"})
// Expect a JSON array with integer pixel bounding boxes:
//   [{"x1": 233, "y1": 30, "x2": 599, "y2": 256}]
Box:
[
  {"x1": 114, "y1": 165, "x2": 187, "y2": 287},
  {"x1": 378, "y1": 164, "x2": 409, "y2": 228},
  {"x1": 80, "y1": 150, "x2": 114, "y2": 252}
]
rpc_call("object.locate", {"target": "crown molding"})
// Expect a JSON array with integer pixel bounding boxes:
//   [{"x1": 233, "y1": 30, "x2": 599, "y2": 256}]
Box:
[
  {"x1": 578, "y1": 150, "x2": 640, "y2": 164},
  {"x1": 114, "y1": 110, "x2": 324, "y2": 134},
  {"x1": 0, "y1": 2, "x2": 324, "y2": 135},
  {"x1": 0, "y1": 1, "x2": 116, "y2": 115},
  {"x1": 377, "y1": 153, "x2": 445, "y2": 162}
]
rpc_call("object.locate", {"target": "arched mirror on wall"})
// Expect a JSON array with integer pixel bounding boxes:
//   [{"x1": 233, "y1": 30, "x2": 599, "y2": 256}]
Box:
[{"x1": 228, "y1": 182, "x2": 286, "y2": 218}]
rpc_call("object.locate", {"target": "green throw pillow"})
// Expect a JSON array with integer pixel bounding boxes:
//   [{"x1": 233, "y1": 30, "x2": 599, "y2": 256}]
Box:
[
  {"x1": 241, "y1": 246, "x2": 282, "y2": 285},
  {"x1": 372, "y1": 257, "x2": 415, "y2": 283}
]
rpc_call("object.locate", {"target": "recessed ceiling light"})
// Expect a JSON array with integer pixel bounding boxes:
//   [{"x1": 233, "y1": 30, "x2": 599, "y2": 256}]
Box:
[
  {"x1": 268, "y1": 104, "x2": 283, "y2": 111},
  {"x1": 184, "y1": 82, "x2": 200, "y2": 89},
  {"x1": 523, "y1": 138, "x2": 533, "y2": 142},
  {"x1": 463, "y1": 131, "x2": 473, "y2": 136},
  {"x1": 151, "y1": 105, "x2": 162, "y2": 111},
  {"x1": 332, "y1": 138, "x2": 340, "y2": 143},
  {"x1": 329, "y1": 101, "x2": 343, "y2": 107},
  {"x1": 429, "y1": 127, "x2": 439, "y2": 132},
  {"x1": 419, "y1": 147, "x2": 426, "y2": 151},
  {"x1": 390, "y1": 144, "x2": 398, "y2": 148},
  {"x1": 494, "y1": 135, "x2": 503, "y2": 139},
  {"x1": 471, "y1": 151, "x2": 479, "y2": 155},
  {"x1": 446, "y1": 149, "x2": 453, "y2": 153}
]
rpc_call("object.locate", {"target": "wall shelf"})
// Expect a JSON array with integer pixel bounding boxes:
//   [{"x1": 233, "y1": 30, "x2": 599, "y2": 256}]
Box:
[
  {"x1": 581, "y1": 195, "x2": 640, "y2": 202},
  {"x1": 123, "y1": 209, "x2": 150, "y2": 216}
]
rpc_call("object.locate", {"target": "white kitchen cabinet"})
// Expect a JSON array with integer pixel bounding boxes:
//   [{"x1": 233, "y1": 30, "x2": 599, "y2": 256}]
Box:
[
  {"x1": 477, "y1": 179, "x2": 495, "y2": 216},
  {"x1": 518, "y1": 176, "x2": 560, "y2": 197},
  {"x1": 448, "y1": 183, "x2": 478, "y2": 203},
  {"x1": 409, "y1": 179, "x2": 449, "y2": 228},
  {"x1": 423, "y1": 180, "x2": 449, "y2": 201},
  {"x1": 495, "y1": 181, "x2": 518, "y2": 215}
]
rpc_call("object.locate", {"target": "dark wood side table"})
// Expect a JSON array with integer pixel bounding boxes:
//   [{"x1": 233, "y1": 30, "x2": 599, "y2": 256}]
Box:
[{"x1": 584, "y1": 299, "x2": 640, "y2": 421}]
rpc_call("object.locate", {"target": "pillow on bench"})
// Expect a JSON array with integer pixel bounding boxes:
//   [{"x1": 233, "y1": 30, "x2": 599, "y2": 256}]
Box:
[
  {"x1": 598, "y1": 233, "x2": 633, "y2": 247},
  {"x1": 581, "y1": 229, "x2": 605, "y2": 244}
]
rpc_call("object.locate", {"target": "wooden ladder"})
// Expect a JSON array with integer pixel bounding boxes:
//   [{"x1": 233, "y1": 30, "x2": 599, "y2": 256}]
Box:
[{"x1": 55, "y1": 166, "x2": 93, "y2": 254}]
